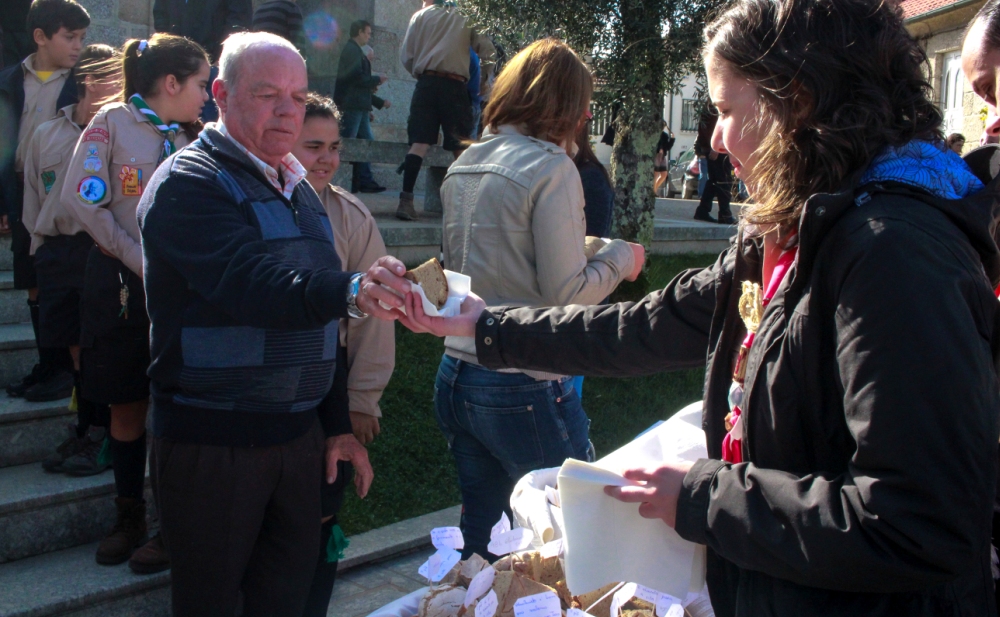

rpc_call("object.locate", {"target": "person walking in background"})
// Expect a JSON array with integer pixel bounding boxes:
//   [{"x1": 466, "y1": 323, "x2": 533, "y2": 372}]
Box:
[
  {"x1": 575, "y1": 117, "x2": 614, "y2": 238},
  {"x1": 22, "y1": 44, "x2": 119, "y2": 475},
  {"x1": 291, "y1": 92, "x2": 395, "y2": 617},
  {"x1": 433, "y1": 39, "x2": 643, "y2": 560},
  {"x1": 395, "y1": 0, "x2": 495, "y2": 221},
  {"x1": 946, "y1": 133, "x2": 965, "y2": 154},
  {"x1": 0, "y1": 0, "x2": 88, "y2": 401},
  {"x1": 335, "y1": 20, "x2": 387, "y2": 194},
  {"x1": 61, "y1": 33, "x2": 210, "y2": 572},
  {"x1": 653, "y1": 121, "x2": 674, "y2": 196},
  {"x1": 693, "y1": 148, "x2": 735, "y2": 225}
]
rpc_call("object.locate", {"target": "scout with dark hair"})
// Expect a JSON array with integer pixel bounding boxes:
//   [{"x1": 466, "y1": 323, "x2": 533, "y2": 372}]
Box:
[
  {"x1": 61, "y1": 32, "x2": 210, "y2": 572},
  {"x1": 21, "y1": 43, "x2": 118, "y2": 480},
  {"x1": 0, "y1": 0, "x2": 88, "y2": 401}
]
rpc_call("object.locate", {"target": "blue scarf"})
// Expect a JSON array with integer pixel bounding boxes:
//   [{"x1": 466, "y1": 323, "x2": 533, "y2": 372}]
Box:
[{"x1": 860, "y1": 140, "x2": 983, "y2": 200}]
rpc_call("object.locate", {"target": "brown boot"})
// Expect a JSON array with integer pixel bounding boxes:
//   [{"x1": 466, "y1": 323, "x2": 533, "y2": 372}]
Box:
[
  {"x1": 396, "y1": 191, "x2": 417, "y2": 221},
  {"x1": 95, "y1": 497, "x2": 147, "y2": 565},
  {"x1": 129, "y1": 532, "x2": 170, "y2": 574}
]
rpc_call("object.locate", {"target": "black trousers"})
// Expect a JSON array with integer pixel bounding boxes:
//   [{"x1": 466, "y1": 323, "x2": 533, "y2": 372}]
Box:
[
  {"x1": 695, "y1": 179, "x2": 733, "y2": 218},
  {"x1": 155, "y1": 422, "x2": 326, "y2": 617}
]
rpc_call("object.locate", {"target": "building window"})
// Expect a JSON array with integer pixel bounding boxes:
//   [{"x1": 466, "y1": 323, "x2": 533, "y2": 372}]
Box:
[{"x1": 681, "y1": 99, "x2": 699, "y2": 132}]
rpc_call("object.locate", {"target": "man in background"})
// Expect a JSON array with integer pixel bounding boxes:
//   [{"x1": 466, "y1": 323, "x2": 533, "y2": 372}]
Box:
[
  {"x1": 335, "y1": 20, "x2": 387, "y2": 194},
  {"x1": 395, "y1": 0, "x2": 494, "y2": 220}
]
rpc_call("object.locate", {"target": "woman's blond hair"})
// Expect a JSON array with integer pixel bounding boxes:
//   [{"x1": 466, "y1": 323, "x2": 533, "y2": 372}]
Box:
[{"x1": 483, "y1": 38, "x2": 593, "y2": 146}]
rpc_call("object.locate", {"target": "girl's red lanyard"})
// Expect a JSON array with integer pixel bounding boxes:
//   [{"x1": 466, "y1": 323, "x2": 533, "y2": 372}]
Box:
[{"x1": 722, "y1": 242, "x2": 798, "y2": 464}]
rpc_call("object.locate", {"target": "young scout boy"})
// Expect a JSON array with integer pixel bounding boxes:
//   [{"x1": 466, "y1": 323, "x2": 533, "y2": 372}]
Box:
[
  {"x1": 0, "y1": 0, "x2": 89, "y2": 401},
  {"x1": 21, "y1": 43, "x2": 119, "y2": 475}
]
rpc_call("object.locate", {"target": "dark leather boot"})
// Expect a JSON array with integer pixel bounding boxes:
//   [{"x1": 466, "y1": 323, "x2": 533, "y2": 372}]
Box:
[
  {"x1": 95, "y1": 497, "x2": 147, "y2": 565},
  {"x1": 129, "y1": 532, "x2": 170, "y2": 574}
]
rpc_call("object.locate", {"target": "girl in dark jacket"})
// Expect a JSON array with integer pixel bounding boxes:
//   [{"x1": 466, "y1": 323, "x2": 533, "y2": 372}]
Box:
[{"x1": 393, "y1": 0, "x2": 1000, "y2": 615}]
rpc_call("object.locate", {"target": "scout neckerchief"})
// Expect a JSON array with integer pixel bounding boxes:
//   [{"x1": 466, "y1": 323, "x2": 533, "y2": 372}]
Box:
[
  {"x1": 129, "y1": 93, "x2": 179, "y2": 162},
  {"x1": 722, "y1": 232, "x2": 798, "y2": 464}
]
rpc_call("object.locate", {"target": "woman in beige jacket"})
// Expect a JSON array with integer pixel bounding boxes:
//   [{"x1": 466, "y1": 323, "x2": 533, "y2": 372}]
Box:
[
  {"x1": 290, "y1": 93, "x2": 395, "y2": 617},
  {"x1": 435, "y1": 39, "x2": 644, "y2": 560},
  {"x1": 60, "y1": 33, "x2": 210, "y2": 569}
]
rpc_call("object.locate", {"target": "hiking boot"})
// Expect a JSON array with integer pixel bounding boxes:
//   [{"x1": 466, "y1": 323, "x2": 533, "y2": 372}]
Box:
[
  {"x1": 7, "y1": 363, "x2": 48, "y2": 398},
  {"x1": 41, "y1": 423, "x2": 87, "y2": 472},
  {"x1": 96, "y1": 497, "x2": 147, "y2": 565},
  {"x1": 129, "y1": 533, "x2": 171, "y2": 574},
  {"x1": 62, "y1": 427, "x2": 112, "y2": 476},
  {"x1": 396, "y1": 191, "x2": 417, "y2": 221},
  {"x1": 24, "y1": 370, "x2": 74, "y2": 402},
  {"x1": 693, "y1": 211, "x2": 718, "y2": 224}
]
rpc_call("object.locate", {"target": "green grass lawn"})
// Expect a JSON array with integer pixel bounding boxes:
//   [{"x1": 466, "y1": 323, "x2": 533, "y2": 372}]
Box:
[{"x1": 337, "y1": 253, "x2": 719, "y2": 536}]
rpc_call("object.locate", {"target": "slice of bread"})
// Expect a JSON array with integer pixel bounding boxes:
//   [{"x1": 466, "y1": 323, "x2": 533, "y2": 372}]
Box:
[
  {"x1": 405, "y1": 257, "x2": 450, "y2": 309},
  {"x1": 584, "y1": 236, "x2": 608, "y2": 259}
]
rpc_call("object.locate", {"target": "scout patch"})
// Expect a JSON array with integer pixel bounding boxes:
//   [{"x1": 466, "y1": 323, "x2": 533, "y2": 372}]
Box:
[
  {"x1": 81, "y1": 127, "x2": 110, "y2": 144},
  {"x1": 119, "y1": 166, "x2": 142, "y2": 196},
  {"x1": 83, "y1": 144, "x2": 102, "y2": 173},
  {"x1": 41, "y1": 170, "x2": 56, "y2": 195},
  {"x1": 77, "y1": 176, "x2": 107, "y2": 204}
]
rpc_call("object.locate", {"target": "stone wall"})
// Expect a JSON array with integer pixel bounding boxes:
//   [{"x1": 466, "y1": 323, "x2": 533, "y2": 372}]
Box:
[
  {"x1": 80, "y1": 0, "x2": 421, "y2": 144},
  {"x1": 908, "y1": 1, "x2": 988, "y2": 152}
]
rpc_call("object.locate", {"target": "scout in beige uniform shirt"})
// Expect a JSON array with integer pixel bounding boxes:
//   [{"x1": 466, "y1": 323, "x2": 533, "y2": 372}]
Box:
[
  {"x1": 61, "y1": 101, "x2": 192, "y2": 277},
  {"x1": 14, "y1": 55, "x2": 72, "y2": 174},
  {"x1": 317, "y1": 183, "x2": 395, "y2": 419},
  {"x1": 21, "y1": 104, "x2": 89, "y2": 255}
]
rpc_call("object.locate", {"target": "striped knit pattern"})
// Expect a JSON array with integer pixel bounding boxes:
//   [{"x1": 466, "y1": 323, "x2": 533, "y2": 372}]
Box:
[{"x1": 252, "y1": 0, "x2": 304, "y2": 45}]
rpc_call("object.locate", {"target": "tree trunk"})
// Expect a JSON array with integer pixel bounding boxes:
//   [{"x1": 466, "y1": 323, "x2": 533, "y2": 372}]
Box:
[{"x1": 608, "y1": 1, "x2": 665, "y2": 300}]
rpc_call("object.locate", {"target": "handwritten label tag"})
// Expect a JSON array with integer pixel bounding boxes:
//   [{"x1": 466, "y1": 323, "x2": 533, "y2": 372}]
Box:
[
  {"x1": 567, "y1": 609, "x2": 595, "y2": 617},
  {"x1": 513, "y1": 591, "x2": 561, "y2": 617},
  {"x1": 608, "y1": 582, "x2": 683, "y2": 617},
  {"x1": 539, "y1": 538, "x2": 563, "y2": 559},
  {"x1": 491, "y1": 513, "x2": 512, "y2": 540},
  {"x1": 418, "y1": 548, "x2": 462, "y2": 582},
  {"x1": 464, "y1": 566, "x2": 496, "y2": 606},
  {"x1": 663, "y1": 605, "x2": 684, "y2": 617},
  {"x1": 431, "y1": 526, "x2": 465, "y2": 551},
  {"x1": 545, "y1": 485, "x2": 561, "y2": 507},
  {"x1": 475, "y1": 590, "x2": 498, "y2": 617},
  {"x1": 487, "y1": 527, "x2": 534, "y2": 556},
  {"x1": 609, "y1": 582, "x2": 636, "y2": 617}
]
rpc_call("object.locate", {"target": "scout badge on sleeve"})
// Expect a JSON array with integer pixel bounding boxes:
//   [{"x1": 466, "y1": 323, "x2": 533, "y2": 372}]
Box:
[
  {"x1": 119, "y1": 166, "x2": 142, "y2": 196},
  {"x1": 77, "y1": 176, "x2": 107, "y2": 204},
  {"x1": 41, "y1": 170, "x2": 56, "y2": 194},
  {"x1": 81, "y1": 127, "x2": 109, "y2": 144},
  {"x1": 83, "y1": 144, "x2": 102, "y2": 172}
]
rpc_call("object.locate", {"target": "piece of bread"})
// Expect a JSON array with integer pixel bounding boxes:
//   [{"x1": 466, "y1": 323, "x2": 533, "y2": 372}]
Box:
[
  {"x1": 573, "y1": 582, "x2": 622, "y2": 617},
  {"x1": 419, "y1": 584, "x2": 467, "y2": 617},
  {"x1": 584, "y1": 236, "x2": 608, "y2": 259},
  {"x1": 405, "y1": 257, "x2": 450, "y2": 309},
  {"x1": 492, "y1": 571, "x2": 557, "y2": 617}
]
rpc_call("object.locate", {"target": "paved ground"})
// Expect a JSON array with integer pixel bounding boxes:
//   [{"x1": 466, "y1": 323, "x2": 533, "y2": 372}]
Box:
[{"x1": 329, "y1": 546, "x2": 434, "y2": 617}]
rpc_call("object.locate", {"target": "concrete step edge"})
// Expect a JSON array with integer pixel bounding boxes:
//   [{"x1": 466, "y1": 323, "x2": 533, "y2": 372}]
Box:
[
  {"x1": 0, "y1": 505, "x2": 461, "y2": 617},
  {"x1": 0, "y1": 394, "x2": 72, "y2": 426}
]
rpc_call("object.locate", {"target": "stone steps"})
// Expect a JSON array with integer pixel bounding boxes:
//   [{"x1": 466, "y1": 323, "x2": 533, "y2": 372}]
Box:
[
  {"x1": 0, "y1": 324, "x2": 43, "y2": 391},
  {"x1": 0, "y1": 393, "x2": 74, "y2": 468},
  {"x1": 0, "y1": 461, "x2": 151, "y2": 564},
  {"x1": 0, "y1": 505, "x2": 462, "y2": 617}
]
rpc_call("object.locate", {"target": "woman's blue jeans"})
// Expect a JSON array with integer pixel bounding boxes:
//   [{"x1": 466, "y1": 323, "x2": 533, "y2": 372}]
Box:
[{"x1": 434, "y1": 354, "x2": 594, "y2": 560}]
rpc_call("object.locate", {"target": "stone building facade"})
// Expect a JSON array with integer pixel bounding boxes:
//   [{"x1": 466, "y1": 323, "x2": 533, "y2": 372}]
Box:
[
  {"x1": 903, "y1": 0, "x2": 988, "y2": 151},
  {"x1": 76, "y1": 0, "x2": 422, "y2": 143}
]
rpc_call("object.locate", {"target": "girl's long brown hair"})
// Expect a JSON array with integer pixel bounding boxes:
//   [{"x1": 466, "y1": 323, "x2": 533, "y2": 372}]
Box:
[
  {"x1": 704, "y1": 0, "x2": 942, "y2": 232},
  {"x1": 483, "y1": 38, "x2": 593, "y2": 147}
]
